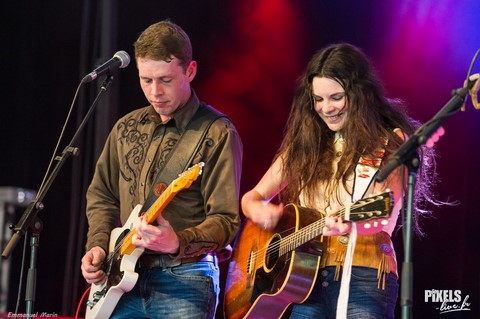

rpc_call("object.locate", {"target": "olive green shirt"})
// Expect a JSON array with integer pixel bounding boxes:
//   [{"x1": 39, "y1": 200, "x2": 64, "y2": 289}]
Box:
[{"x1": 86, "y1": 91, "x2": 243, "y2": 260}]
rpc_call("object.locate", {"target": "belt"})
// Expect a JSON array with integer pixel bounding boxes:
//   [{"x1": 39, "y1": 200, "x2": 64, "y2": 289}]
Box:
[{"x1": 137, "y1": 252, "x2": 216, "y2": 269}]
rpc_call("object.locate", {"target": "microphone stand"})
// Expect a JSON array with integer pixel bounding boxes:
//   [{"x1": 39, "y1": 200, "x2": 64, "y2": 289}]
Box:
[
  {"x1": 1, "y1": 75, "x2": 114, "y2": 316},
  {"x1": 376, "y1": 83, "x2": 472, "y2": 319}
]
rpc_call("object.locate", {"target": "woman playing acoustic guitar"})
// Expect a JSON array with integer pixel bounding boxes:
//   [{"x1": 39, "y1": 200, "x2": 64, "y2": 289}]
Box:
[{"x1": 236, "y1": 43, "x2": 439, "y2": 319}]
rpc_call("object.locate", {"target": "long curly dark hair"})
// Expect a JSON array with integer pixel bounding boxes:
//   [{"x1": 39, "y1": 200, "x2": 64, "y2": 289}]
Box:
[{"x1": 276, "y1": 43, "x2": 438, "y2": 235}]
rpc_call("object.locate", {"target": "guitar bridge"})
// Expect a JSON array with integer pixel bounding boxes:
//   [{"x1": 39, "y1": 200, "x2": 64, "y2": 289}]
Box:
[{"x1": 86, "y1": 285, "x2": 108, "y2": 309}]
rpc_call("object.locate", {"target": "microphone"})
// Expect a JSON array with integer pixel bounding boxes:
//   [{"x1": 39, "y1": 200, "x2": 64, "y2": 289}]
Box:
[
  {"x1": 82, "y1": 50, "x2": 131, "y2": 83},
  {"x1": 376, "y1": 77, "x2": 473, "y2": 182}
]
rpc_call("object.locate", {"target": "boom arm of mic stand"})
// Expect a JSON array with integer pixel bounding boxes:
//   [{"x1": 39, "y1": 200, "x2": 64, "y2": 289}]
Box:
[
  {"x1": 1, "y1": 75, "x2": 114, "y2": 260},
  {"x1": 376, "y1": 86, "x2": 469, "y2": 182}
]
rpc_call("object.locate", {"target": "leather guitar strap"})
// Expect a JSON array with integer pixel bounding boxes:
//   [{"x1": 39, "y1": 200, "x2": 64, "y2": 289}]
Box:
[
  {"x1": 140, "y1": 103, "x2": 226, "y2": 212},
  {"x1": 352, "y1": 137, "x2": 388, "y2": 201}
]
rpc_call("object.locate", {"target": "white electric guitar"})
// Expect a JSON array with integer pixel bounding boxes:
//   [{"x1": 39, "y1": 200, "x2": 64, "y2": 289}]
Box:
[{"x1": 85, "y1": 162, "x2": 204, "y2": 319}]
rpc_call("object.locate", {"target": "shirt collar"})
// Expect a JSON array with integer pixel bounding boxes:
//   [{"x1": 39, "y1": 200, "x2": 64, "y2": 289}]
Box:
[
  {"x1": 142, "y1": 89, "x2": 200, "y2": 134},
  {"x1": 170, "y1": 89, "x2": 200, "y2": 134}
]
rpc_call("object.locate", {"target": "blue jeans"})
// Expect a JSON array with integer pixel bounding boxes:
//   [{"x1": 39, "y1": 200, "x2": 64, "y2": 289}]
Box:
[
  {"x1": 289, "y1": 266, "x2": 399, "y2": 319},
  {"x1": 110, "y1": 260, "x2": 220, "y2": 319}
]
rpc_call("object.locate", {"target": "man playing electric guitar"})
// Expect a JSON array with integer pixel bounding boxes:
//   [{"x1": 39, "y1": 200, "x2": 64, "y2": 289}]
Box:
[{"x1": 81, "y1": 20, "x2": 243, "y2": 319}]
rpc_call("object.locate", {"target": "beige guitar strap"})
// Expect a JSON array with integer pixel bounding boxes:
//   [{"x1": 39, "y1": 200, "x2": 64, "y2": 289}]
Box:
[{"x1": 337, "y1": 137, "x2": 388, "y2": 319}]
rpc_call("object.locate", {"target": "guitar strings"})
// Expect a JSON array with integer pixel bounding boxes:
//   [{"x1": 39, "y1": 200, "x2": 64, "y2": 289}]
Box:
[
  {"x1": 102, "y1": 186, "x2": 175, "y2": 266},
  {"x1": 101, "y1": 165, "x2": 202, "y2": 267},
  {"x1": 250, "y1": 200, "x2": 374, "y2": 269}
]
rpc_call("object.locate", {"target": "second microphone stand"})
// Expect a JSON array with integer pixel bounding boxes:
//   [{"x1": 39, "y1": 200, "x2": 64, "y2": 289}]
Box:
[{"x1": 376, "y1": 83, "x2": 471, "y2": 319}]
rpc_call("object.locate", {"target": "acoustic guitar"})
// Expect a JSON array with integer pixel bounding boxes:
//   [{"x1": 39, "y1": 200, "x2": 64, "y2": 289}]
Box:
[{"x1": 224, "y1": 191, "x2": 393, "y2": 319}]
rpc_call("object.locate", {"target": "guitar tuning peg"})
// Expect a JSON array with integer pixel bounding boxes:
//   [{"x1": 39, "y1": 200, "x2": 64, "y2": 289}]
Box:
[
  {"x1": 381, "y1": 219, "x2": 389, "y2": 225},
  {"x1": 363, "y1": 223, "x2": 371, "y2": 229}
]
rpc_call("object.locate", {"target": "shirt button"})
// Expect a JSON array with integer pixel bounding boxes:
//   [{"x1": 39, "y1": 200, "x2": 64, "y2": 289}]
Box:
[
  {"x1": 148, "y1": 158, "x2": 152, "y2": 162},
  {"x1": 322, "y1": 281, "x2": 329, "y2": 287},
  {"x1": 141, "y1": 182, "x2": 145, "y2": 186},
  {"x1": 321, "y1": 270, "x2": 328, "y2": 277}
]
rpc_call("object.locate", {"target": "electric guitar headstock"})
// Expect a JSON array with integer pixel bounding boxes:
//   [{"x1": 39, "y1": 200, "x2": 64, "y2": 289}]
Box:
[{"x1": 171, "y1": 162, "x2": 205, "y2": 193}]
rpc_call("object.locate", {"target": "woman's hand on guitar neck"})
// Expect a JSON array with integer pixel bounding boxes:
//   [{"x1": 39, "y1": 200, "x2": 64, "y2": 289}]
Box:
[
  {"x1": 323, "y1": 215, "x2": 352, "y2": 236},
  {"x1": 322, "y1": 203, "x2": 384, "y2": 236}
]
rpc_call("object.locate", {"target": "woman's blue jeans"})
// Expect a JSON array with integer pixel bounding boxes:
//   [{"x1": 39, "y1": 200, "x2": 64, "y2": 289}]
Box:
[
  {"x1": 289, "y1": 266, "x2": 399, "y2": 319},
  {"x1": 110, "y1": 259, "x2": 220, "y2": 319}
]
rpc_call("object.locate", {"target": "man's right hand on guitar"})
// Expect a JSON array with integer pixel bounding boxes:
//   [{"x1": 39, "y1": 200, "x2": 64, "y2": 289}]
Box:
[{"x1": 81, "y1": 246, "x2": 107, "y2": 284}]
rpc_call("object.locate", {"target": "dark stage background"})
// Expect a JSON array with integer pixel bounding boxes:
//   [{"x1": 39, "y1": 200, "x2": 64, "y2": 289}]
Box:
[{"x1": 1, "y1": 1, "x2": 479, "y2": 318}]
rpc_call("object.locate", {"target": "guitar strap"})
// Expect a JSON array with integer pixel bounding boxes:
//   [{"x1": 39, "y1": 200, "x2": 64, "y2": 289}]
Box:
[
  {"x1": 337, "y1": 137, "x2": 389, "y2": 319},
  {"x1": 352, "y1": 137, "x2": 388, "y2": 201},
  {"x1": 140, "y1": 103, "x2": 226, "y2": 212}
]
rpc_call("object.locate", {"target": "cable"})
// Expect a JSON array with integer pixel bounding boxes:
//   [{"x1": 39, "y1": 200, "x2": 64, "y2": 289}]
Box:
[{"x1": 75, "y1": 286, "x2": 91, "y2": 319}]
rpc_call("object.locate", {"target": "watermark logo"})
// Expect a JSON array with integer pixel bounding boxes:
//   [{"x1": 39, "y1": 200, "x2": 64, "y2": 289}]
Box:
[{"x1": 425, "y1": 289, "x2": 471, "y2": 315}]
